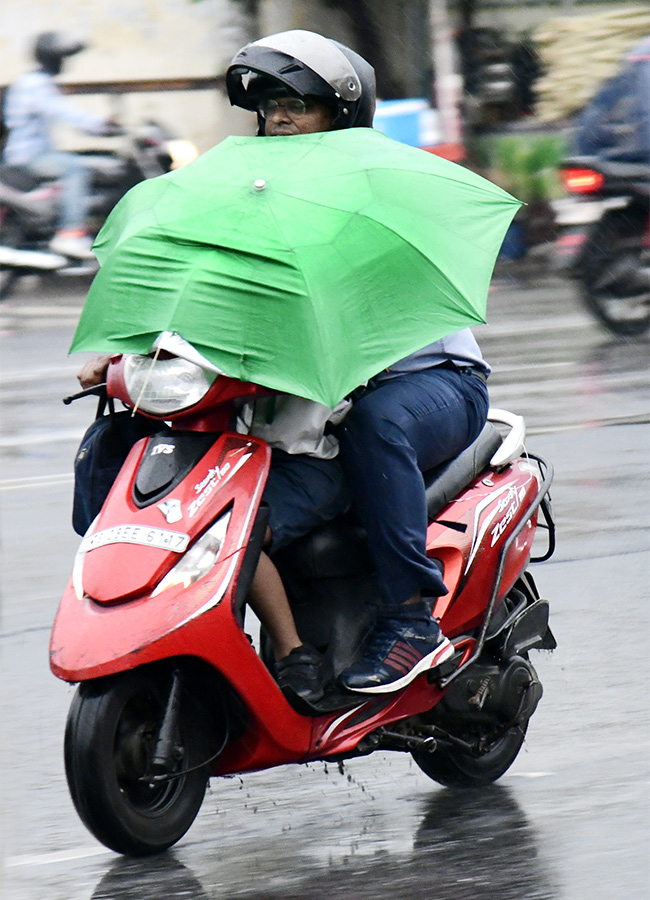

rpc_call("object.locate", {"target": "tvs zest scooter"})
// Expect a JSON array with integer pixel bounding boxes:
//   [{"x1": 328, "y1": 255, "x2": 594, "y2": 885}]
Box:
[
  {"x1": 554, "y1": 155, "x2": 650, "y2": 336},
  {"x1": 51, "y1": 351, "x2": 556, "y2": 856}
]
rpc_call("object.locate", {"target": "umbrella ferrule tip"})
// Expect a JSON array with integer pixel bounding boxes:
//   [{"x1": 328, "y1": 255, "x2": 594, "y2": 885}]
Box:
[{"x1": 253, "y1": 179, "x2": 267, "y2": 191}]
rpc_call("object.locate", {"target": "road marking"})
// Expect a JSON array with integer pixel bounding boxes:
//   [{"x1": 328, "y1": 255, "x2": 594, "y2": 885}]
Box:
[
  {"x1": 0, "y1": 473, "x2": 74, "y2": 490},
  {"x1": 0, "y1": 364, "x2": 84, "y2": 382},
  {"x1": 0, "y1": 305, "x2": 82, "y2": 317},
  {"x1": 475, "y1": 314, "x2": 591, "y2": 336},
  {"x1": 5, "y1": 847, "x2": 112, "y2": 868},
  {"x1": 505, "y1": 771, "x2": 554, "y2": 778},
  {"x1": 0, "y1": 429, "x2": 84, "y2": 449},
  {"x1": 491, "y1": 361, "x2": 573, "y2": 374}
]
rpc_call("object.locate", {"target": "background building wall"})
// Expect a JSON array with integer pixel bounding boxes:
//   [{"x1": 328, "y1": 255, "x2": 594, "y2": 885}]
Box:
[
  {"x1": 0, "y1": 0, "x2": 256, "y2": 154},
  {"x1": 2, "y1": 0, "x2": 646, "y2": 155}
]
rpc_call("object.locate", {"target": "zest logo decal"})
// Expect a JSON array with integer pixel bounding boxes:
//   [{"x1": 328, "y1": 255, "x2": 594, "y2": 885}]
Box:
[
  {"x1": 464, "y1": 484, "x2": 527, "y2": 574},
  {"x1": 489, "y1": 485, "x2": 526, "y2": 546},
  {"x1": 188, "y1": 449, "x2": 252, "y2": 518}
]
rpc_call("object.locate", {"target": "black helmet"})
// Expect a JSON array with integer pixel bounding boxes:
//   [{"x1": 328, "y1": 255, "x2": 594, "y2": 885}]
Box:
[
  {"x1": 226, "y1": 30, "x2": 376, "y2": 134},
  {"x1": 34, "y1": 31, "x2": 86, "y2": 76}
]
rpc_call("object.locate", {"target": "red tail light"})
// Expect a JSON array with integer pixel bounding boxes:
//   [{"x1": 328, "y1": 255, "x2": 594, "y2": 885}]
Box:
[
  {"x1": 555, "y1": 232, "x2": 587, "y2": 253},
  {"x1": 561, "y1": 168, "x2": 605, "y2": 194}
]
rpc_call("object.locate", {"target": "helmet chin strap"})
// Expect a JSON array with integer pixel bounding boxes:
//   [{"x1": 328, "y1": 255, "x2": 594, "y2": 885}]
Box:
[{"x1": 330, "y1": 101, "x2": 352, "y2": 130}]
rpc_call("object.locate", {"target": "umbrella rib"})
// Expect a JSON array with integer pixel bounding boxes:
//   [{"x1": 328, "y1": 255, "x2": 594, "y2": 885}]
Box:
[{"x1": 255, "y1": 194, "x2": 332, "y2": 369}]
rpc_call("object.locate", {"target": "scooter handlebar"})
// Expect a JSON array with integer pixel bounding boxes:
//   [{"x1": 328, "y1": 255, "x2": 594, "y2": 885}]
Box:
[{"x1": 62, "y1": 384, "x2": 107, "y2": 405}]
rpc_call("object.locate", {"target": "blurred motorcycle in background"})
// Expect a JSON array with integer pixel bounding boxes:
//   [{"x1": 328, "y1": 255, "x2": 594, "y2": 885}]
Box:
[
  {"x1": 553, "y1": 36, "x2": 650, "y2": 337},
  {"x1": 0, "y1": 122, "x2": 197, "y2": 300},
  {"x1": 554, "y1": 157, "x2": 649, "y2": 337}
]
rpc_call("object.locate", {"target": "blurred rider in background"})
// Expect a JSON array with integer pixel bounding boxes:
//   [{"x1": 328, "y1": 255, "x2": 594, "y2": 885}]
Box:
[
  {"x1": 573, "y1": 35, "x2": 650, "y2": 164},
  {"x1": 2, "y1": 32, "x2": 118, "y2": 259}
]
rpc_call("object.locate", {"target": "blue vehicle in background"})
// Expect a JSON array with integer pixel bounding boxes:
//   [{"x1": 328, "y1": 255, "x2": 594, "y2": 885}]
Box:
[
  {"x1": 573, "y1": 36, "x2": 650, "y2": 164},
  {"x1": 555, "y1": 37, "x2": 650, "y2": 336}
]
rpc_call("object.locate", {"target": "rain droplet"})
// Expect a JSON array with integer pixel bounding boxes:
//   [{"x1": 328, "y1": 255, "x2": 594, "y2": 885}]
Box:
[{"x1": 254, "y1": 179, "x2": 266, "y2": 191}]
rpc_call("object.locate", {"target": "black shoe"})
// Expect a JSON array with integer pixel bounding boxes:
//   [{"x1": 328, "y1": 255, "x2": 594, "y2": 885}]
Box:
[
  {"x1": 276, "y1": 643, "x2": 325, "y2": 713},
  {"x1": 339, "y1": 617, "x2": 454, "y2": 694}
]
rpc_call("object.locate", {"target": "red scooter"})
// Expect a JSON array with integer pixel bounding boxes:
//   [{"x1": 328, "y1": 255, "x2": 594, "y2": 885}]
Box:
[{"x1": 51, "y1": 350, "x2": 556, "y2": 856}]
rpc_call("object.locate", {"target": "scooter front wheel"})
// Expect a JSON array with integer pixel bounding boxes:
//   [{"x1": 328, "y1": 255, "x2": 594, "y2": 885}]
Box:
[
  {"x1": 0, "y1": 214, "x2": 24, "y2": 301},
  {"x1": 411, "y1": 720, "x2": 528, "y2": 788},
  {"x1": 580, "y1": 208, "x2": 650, "y2": 337},
  {"x1": 64, "y1": 667, "x2": 208, "y2": 856}
]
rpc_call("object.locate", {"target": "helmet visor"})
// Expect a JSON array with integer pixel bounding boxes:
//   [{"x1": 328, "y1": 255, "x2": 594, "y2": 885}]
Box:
[{"x1": 245, "y1": 30, "x2": 362, "y2": 101}]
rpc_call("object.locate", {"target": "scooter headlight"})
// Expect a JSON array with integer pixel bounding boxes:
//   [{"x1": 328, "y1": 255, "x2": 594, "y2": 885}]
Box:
[
  {"x1": 152, "y1": 509, "x2": 232, "y2": 596},
  {"x1": 166, "y1": 139, "x2": 199, "y2": 170},
  {"x1": 123, "y1": 355, "x2": 216, "y2": 416}
]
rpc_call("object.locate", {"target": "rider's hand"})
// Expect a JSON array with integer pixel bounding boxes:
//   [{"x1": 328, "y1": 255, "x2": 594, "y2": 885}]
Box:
[{"x1": 77, "y1": 354, "x2": 112, "y2": 389}]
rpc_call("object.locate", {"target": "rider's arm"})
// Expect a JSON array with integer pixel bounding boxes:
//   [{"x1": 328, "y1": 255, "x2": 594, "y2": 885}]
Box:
[
  {"x1": 30, "y1": 72, "x2": 110, "y2": 135},
  {"x1": 77, "y1": 354, "x2": 112, "y2": 389}
]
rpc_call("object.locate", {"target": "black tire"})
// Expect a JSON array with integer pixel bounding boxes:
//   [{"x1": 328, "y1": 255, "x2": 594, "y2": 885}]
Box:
[
  {"x1": 580, "y1": 208, "x2": 650, "y2": 337},
  {"x1": 0, "y1": 213, "x2": 24, "y2": 301},
  {"x1": 64, "y1": 668, "x2": 209, "y2": 856},
  {"x1": 411, "y1": 720, "x2": 528, "y2": 788}
]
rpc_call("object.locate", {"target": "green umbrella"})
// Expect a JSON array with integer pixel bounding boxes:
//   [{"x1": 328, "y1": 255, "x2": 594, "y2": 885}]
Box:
[{"x1": 71, "y1": 128, "x2": 520, "y2": 407}]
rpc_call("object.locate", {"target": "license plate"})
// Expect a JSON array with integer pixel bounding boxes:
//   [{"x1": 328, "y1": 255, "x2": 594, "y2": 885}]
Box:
[{"x1": 81, "y1": 524, "x2": 190, "y2": 554}]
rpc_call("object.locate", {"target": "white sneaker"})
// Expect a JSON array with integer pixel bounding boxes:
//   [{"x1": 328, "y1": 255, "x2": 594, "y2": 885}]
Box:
[
  {"x1": 0, "y1": 246, "x2": 67, "y2": 269},
  {"x1": 49, "y1": 234, "x2": 96, "y2": 260}
]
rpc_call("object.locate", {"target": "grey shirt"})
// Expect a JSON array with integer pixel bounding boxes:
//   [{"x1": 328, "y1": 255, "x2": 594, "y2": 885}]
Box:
[{"x1": 374, "y1": 328, "x2": 490, "y2": 382}]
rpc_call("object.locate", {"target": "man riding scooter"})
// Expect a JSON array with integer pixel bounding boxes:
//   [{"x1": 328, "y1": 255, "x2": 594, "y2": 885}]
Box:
[
  {"x1": 2, "y1": 31, "x2": 118, "y2": 259},
  {"x1": 76, "y1": 30, "x2": 491, "y2": 709}
]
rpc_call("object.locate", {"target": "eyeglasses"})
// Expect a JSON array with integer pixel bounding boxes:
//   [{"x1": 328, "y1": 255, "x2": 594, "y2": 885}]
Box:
[{"x1": 257, "y1": 98, "x2": 310, "y2": 119}]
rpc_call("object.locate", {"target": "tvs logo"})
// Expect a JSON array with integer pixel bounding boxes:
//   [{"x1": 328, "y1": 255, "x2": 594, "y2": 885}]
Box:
[{"x1": 151, "y1": 443, "x2": 175, "y2": 456}]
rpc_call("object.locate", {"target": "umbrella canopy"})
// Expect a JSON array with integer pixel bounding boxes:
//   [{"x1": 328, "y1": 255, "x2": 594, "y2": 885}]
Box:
[{"x1": 71, "y1": 128, "x2": 521, "y2": 407}]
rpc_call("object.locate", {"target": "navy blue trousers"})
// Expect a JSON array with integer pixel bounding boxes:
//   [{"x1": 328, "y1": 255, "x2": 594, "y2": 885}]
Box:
[
  {"x1": 263, "y1": 449, "x2": 350, "y2": 551},
  {"x1": 339, "y1": 366, "x2": 489, "y2": 608}
]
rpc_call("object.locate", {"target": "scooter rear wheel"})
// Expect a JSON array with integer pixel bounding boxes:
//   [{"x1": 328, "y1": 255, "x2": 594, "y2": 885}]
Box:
[
  {"x1": 64, "y1": 668, "x2": 208, "y2": 856},
  {"x1": 411, "y1": 720, "x2": 528, "y2": 788}
]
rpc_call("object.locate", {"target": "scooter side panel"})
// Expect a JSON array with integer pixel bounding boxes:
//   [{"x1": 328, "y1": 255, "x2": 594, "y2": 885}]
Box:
[
  {"x1": 428, "y1": 459, "x2": 540, "y2": 635},
  {"x1": 304, "y1": 677, "x2": 447, "y2": 760}
]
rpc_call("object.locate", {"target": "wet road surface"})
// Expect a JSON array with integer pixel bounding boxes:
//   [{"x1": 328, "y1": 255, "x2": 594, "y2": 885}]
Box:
[{"x1": 0, "y1": 265, "x2": 648, "y2": 899}]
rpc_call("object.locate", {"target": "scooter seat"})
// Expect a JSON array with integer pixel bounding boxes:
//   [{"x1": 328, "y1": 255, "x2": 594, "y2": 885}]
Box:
[
  {"x1": 424, "y1": 422, "x2": 502, "y2": 520},
  {"x1": 274, "y1": 520, "x2": 373, "y2": 580}
]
